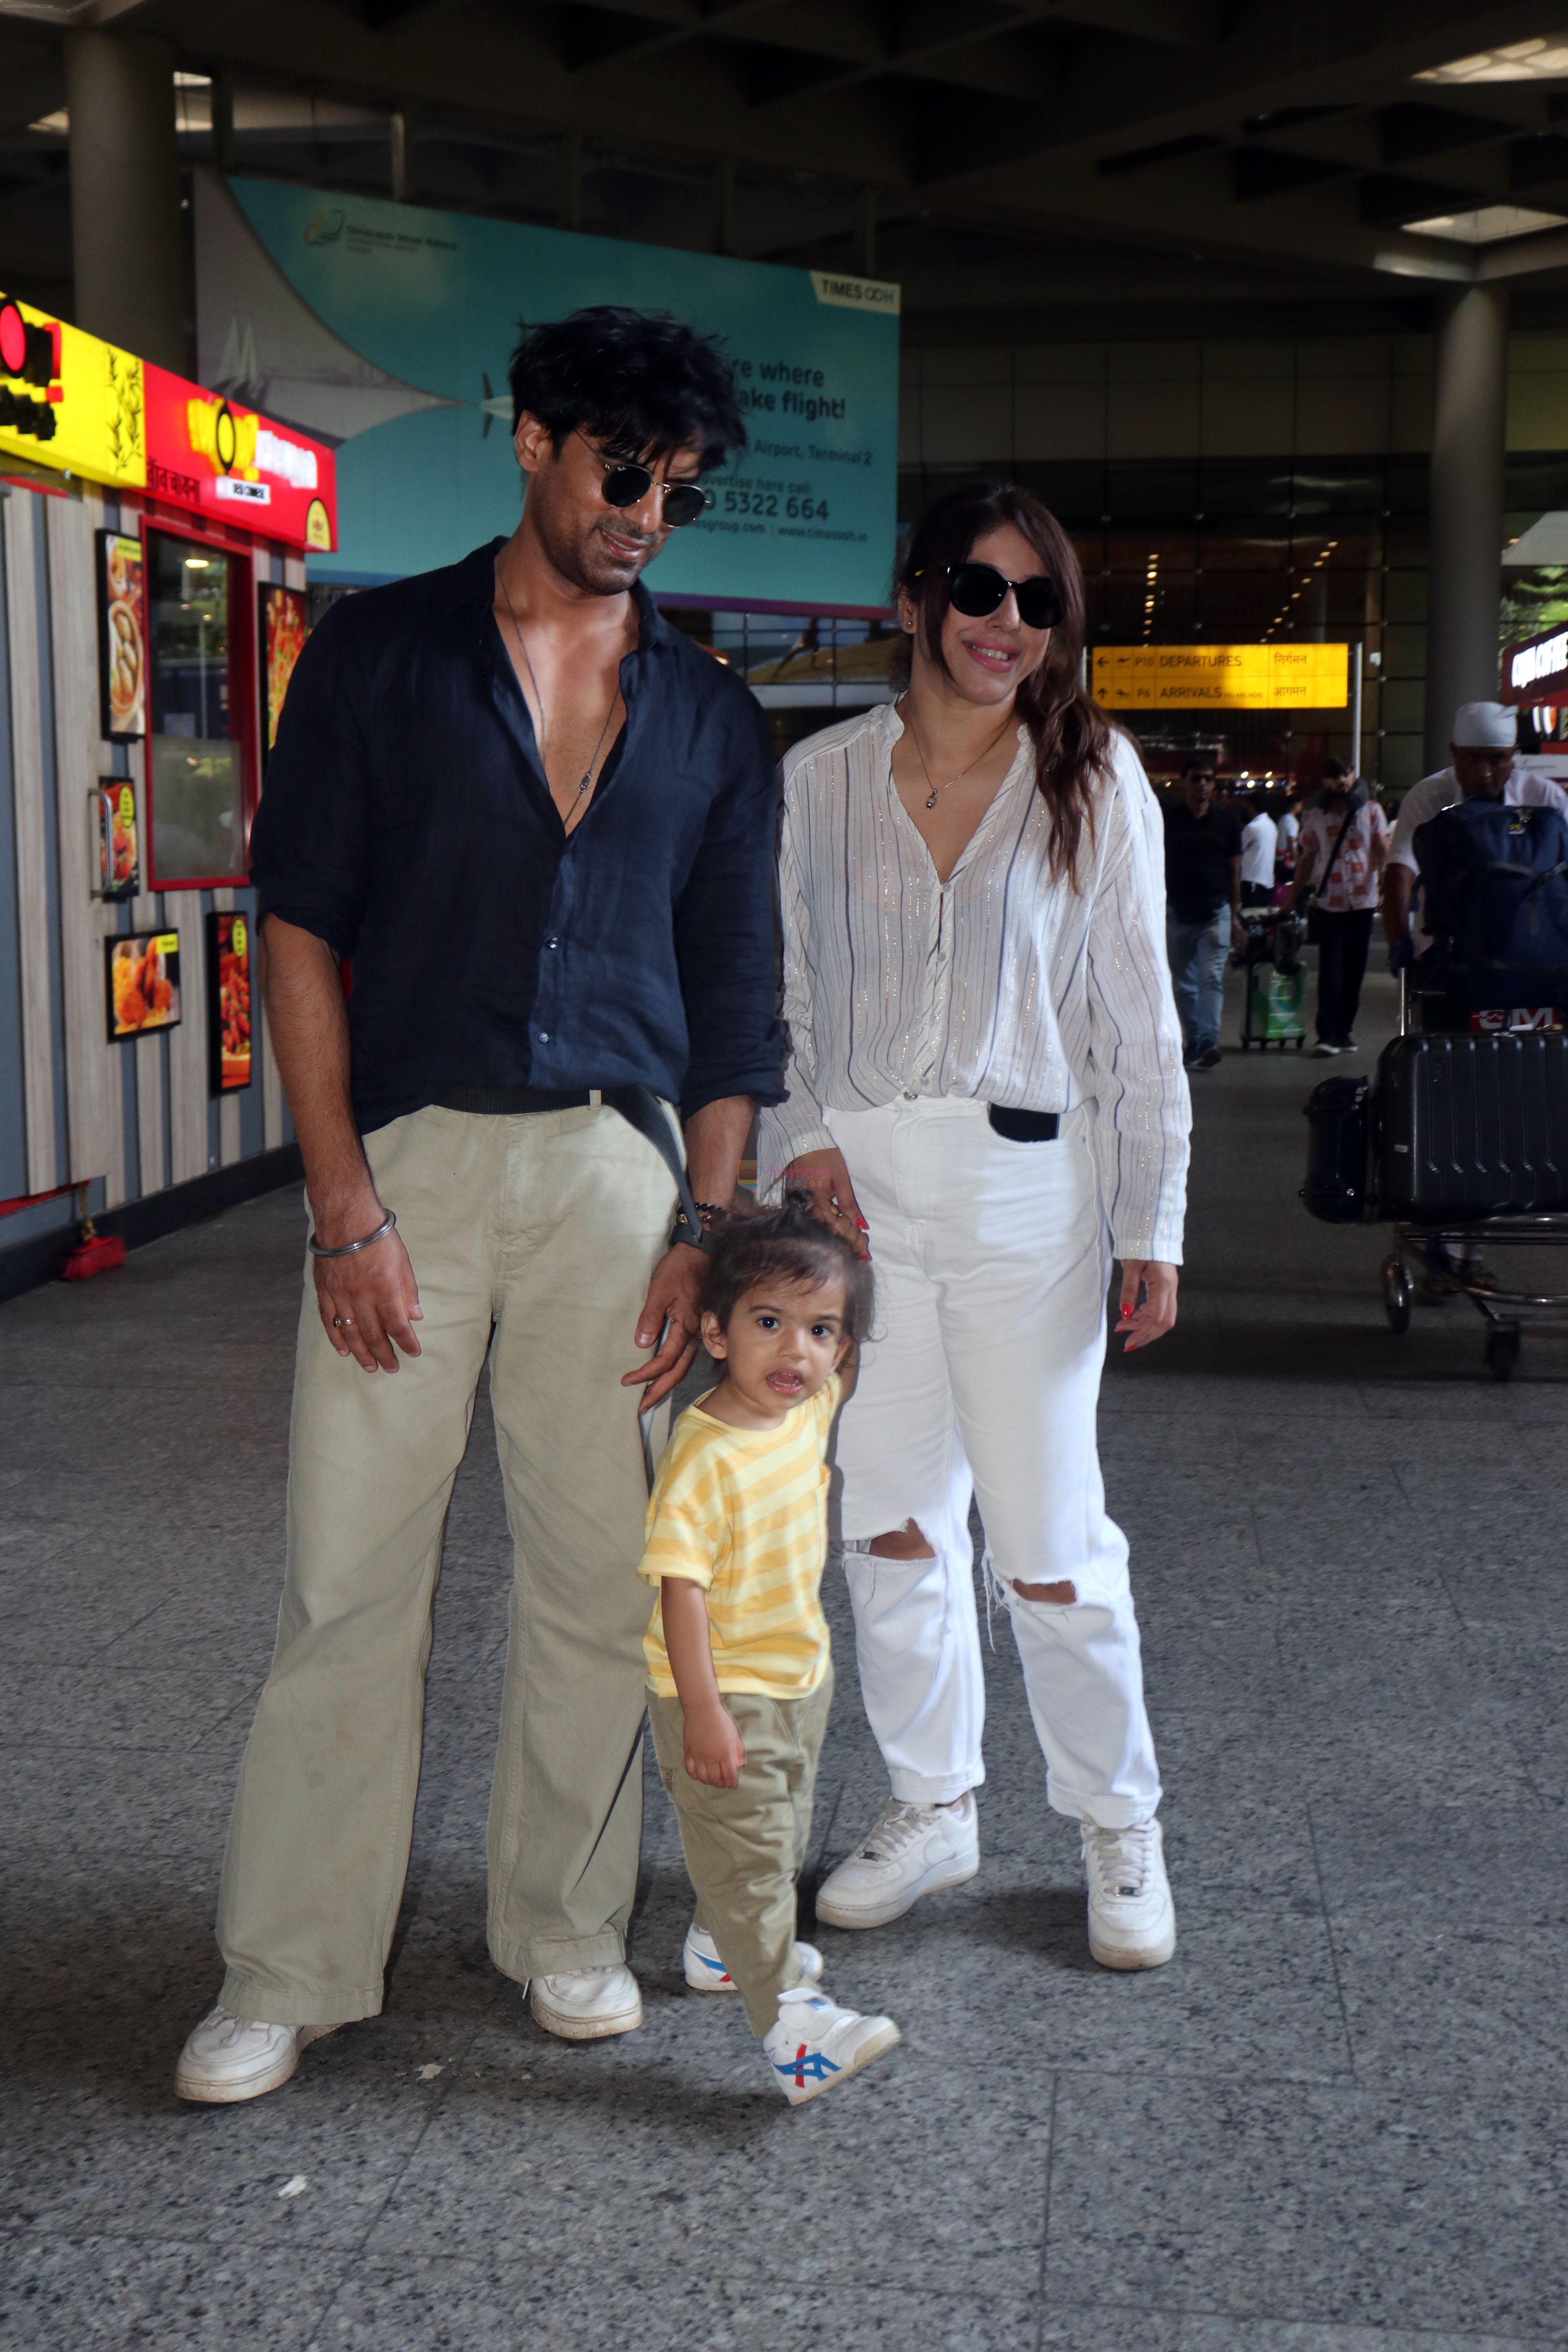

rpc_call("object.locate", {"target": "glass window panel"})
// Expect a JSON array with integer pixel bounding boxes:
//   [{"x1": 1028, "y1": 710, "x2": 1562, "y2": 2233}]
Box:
[
  {"x1": 147, "y1": 532, "x2": 245, "y2": 886},
  {"x1": 1290, "y1": 464, "x2": 1385, "y2": 517},
  {"x1": 1104, "y1": 460, "x2": 1200, "y2": 523},
  {"x1": 1107, "y1": 535, "x2": 1198, "y2": 575},
  {"x1": 1197, "y1": 461, "x2": 1296, "y2": 522},
  {"x1": 1507, "y1": 455, "x2": 1568, "y2": 512},
  {"x1": 1198, "y1": 535, "x2": 1291, "y2": 570},
  {"x1": 1011, "y1": 462, "x2": 1107, "y2": 527}
]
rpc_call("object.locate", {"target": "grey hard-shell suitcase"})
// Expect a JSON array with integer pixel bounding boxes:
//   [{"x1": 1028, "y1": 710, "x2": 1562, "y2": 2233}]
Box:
[{"x1": 1374, "y1": 1030, "x2": 1568, "y2": 1218}]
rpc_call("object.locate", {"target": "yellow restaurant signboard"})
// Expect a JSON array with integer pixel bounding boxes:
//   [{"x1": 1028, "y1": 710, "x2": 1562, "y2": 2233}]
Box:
[
  {"x1": 1092, "y1": 644, "x2": 1349, "y2": 710},
  {"x1": 0, "y1": 291, "x2": 145, "y2": 488},
  {"x1": 1, "y1": 289, "x2": 336, "y2": 549}
]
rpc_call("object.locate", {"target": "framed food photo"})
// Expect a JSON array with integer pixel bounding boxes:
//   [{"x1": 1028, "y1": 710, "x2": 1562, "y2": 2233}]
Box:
[
  {"x1": 257, "y1": 583, "x2": 309, "y2": 776},
  {"x1": 89, "y1": 780, "x2": 139, "y2": 901},
  {"x1": 96, "y1": 530, "x2": 146, "y2": 742},
  {"x1": 206, "y1": 909, "x2": 253, "y2": 1092},
  {"x1": 105, "y1": 930, "x2": 181, "y2": 1042}
]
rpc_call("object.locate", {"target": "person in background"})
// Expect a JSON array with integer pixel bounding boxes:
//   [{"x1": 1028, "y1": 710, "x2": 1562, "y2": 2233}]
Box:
[
  {"x1": 1381, "y1": 700, "x2": 1568, "y2": 1295},
  {"x1": 1164, "y1": 757, "x2": 1245, "y2": 1071},
  {"x1": 1239, "y1": 795, "x2": 1278, "y2": 908},
  {"x1": 1275, "y1": 790, "x2": 1302, "y2": 884},
  {"x1": 1292, "y1": 757, "x2": 1388, "y2": 1059},
  {"x1": 1383, "y1": 702, "x2": 1568, "y2": 975}
]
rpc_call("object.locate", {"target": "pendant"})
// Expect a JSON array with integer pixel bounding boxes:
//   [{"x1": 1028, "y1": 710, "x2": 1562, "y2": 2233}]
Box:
[{"x1": 925, "y1": 789, "x2": 938, "y2": 809}]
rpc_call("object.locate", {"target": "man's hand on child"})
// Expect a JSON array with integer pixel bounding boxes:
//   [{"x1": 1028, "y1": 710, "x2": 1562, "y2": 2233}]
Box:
[{"x1": 684, "y1": 1700, "x2": 747, "y2": 1788}]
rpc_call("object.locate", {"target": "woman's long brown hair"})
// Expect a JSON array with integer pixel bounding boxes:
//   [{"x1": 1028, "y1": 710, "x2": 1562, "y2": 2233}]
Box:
[{"x1": 896, "y1": 481, "x2": 1109, "y2": 882}]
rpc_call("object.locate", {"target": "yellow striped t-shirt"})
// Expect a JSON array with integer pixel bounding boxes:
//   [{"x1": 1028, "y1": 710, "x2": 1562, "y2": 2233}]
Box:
[{"x1": 639, "y1": 1376, "x2": 839, "y2": 1700}]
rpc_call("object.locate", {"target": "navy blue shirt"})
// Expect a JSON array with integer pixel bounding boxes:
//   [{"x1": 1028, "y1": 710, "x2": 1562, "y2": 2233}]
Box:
[{"x1": 250, "y1": 540, "x2": 784, "y2": 1137}]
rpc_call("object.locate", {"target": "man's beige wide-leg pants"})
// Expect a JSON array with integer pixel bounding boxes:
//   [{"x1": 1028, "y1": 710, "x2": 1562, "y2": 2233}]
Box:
[{"x1": 216, "y1": 1102, "x2": 675, "y2": 2027}]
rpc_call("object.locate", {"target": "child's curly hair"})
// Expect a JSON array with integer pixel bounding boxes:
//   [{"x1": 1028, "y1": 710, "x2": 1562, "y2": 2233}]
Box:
[{"x1": 701, "y1": 1191, "x2": 874, "y2": 1347}]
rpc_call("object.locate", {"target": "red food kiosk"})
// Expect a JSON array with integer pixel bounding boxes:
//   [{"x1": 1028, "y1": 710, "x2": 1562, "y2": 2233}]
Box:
[{"x1": 0, "y1": 290, "x2": 337, "y2": 1247}]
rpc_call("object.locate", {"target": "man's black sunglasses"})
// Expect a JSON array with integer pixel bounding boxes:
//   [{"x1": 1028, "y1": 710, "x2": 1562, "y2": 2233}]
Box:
[
  {"x1": 579, "y1": 434, "x2": 711, "y2": 528},
  {"x1": 917, "y1": 561, "x2": 1064, "y2": 631}
]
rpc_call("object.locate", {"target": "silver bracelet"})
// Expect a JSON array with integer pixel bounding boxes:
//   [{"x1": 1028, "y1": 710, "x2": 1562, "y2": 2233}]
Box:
[{"x1": 308, "y1": 1209, "x2": 396, "y2": 1259}]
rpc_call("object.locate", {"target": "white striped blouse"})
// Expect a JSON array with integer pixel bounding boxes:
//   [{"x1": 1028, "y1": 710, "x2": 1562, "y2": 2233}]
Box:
[{"x1": 755, "y1": 700, "x2": 1191, "y2": 1265}]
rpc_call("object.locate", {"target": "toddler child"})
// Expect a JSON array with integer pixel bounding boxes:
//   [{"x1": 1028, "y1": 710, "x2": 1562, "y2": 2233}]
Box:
[{"x1": 640, "y1": 1196, "x2": 899, "y2": 2105}]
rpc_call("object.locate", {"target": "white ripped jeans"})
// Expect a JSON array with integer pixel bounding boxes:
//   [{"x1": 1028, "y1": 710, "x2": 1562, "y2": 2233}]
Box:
[{"x1": 827, "y1": 1094, "x2": 1162, "y2": 1831}]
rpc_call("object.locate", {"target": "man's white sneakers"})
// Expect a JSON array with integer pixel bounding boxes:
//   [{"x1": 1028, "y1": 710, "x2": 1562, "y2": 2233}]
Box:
[
  {"x1": 527, "y1": 1962, "x2": 643, "y2": 2040},
  {"x1": 762, "y1": 1985, "x2": 900, "y2": 2105},
  {"x1": 1082, "y1": 1817, "x2": 1177, "y2": 1969},
  {"x1": 814, "y1": 1792, "x2": 979, "y2": 1929},
  {"x1": 174, "y1": 2005, "x2": 336, "y2": 2104},
  {"x1": 682, "y1": 1923, "x2": 823, "y2": 1994}
]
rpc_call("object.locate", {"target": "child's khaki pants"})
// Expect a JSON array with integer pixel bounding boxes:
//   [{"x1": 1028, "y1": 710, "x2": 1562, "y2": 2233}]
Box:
[{"x1": 647, "y1": 1664, "x2": 834, "y2": 2035}]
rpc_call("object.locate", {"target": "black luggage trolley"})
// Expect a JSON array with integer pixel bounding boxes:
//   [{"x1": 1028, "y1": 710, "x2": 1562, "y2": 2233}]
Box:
[{"x1": 1378, "y1": 975, "x2": 1568, "y2": 1380}]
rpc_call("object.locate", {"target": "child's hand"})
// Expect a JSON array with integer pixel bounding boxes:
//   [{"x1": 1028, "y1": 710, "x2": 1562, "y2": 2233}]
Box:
[{"x1": 683, "y1": 1700, "x2": 746, "y2": 1788}]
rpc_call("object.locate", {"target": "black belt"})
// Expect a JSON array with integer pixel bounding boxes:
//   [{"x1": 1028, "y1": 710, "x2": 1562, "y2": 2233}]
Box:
[
  {"x1": 436, "y1": 1086, "x2": 592, "y2": 1114},
  {"x1": 987, "y1": 1105, "x2": 1060, "y2": 1143}
]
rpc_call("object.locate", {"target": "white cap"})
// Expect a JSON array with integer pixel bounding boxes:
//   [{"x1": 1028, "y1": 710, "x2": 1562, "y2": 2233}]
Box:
[{"x1": 1452, "y1": 701, "x2": 1517, "y2": 750}]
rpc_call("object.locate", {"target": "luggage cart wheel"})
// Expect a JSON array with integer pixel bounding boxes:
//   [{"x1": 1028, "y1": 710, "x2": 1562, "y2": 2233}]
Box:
[
  {"x1": 1381, "y1": 1254, "x2": 1412, "y2": 1335},
  {"x1": 1484, "y1": 1324, "x2": 1521, "y2": 1382}
]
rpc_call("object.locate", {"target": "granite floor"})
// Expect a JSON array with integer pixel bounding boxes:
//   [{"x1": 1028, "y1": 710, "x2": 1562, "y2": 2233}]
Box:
[{"x1": 4, "y1": 965, "x2": 1567, "y2": 2350}]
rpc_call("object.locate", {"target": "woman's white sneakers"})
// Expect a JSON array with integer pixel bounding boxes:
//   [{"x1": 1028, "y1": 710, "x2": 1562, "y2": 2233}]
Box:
[
  {"x1": 762, "y1": 1986, "x2": 901, "y2": 2105},
  {"x1": 811, "y1": 1793, "x2": 1175, "y2": 1971},
  {"x1": 683, "y1": 1924, "x2": 823, "y2": 1994},
  {"x1": 814, "y1": 1792, "x2": 980, "y2": 1929},
  {"x1": 526, "y1": 1962, "x2": 643, "y2": 2040},
  {"x1": 174, "y1": 2006, "x2": 337, "y2": 2104},
  {"x1": 1082, "y1": 1818, "x2": 1177, "y2": 1969}
]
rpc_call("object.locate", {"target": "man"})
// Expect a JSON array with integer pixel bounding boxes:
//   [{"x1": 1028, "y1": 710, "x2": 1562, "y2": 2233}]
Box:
[
  {"x1": 1276, "y1": 790, "x2": 1303, "y2": 878},
  {"x1": 1383, "y1": 701, "x2": 1568, "y2": 974},
  {"x1": 1383, "y1": 702, "x2": 1568, "y2": 1290},
  {"x1": 174, "y1": 307, "x2": 783, "y2": 2104},
  {"x1": 1239, "y1": 796, "x2": 1278, "y2": 908},
  {"x1": 1163, "y1": 757, "x2": 1245, "y2": 1071},
  {"x1": 1291, "y1": 758, "x2": 1388, "y2": 1058}
]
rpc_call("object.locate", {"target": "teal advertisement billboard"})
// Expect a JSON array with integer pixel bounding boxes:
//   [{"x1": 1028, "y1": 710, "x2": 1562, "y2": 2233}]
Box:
[{"x1": 194, "y1": 172, "x2": 899, "y2": 611}]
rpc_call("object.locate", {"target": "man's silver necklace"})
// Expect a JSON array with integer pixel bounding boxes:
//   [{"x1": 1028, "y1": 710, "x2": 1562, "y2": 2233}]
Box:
[
  {"x1": 495, "y1": 561, "x2": 617, "y2": 804},
  {"x1": 899, "y1": 697, "x2": 1014, "y2": 809}
]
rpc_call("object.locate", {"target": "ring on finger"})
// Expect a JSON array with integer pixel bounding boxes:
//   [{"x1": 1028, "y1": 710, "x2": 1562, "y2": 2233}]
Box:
[{"x1": 332, "y1": 1314, "x2": 355, "y2": 1328}]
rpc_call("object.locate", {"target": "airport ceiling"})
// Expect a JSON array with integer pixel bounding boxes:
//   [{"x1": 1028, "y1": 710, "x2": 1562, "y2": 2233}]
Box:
[{"x1": 10, "y1": 2, "x2": 1568, "y2": 331}]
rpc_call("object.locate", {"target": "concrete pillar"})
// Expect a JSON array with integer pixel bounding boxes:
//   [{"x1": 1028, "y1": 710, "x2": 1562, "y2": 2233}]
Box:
[
  {"x1": 1424, "y1": 283, "x2": 1510, "y2": 773},
  {"x1": 65, "y1": 29, "x2": 185, "y2": 372}
]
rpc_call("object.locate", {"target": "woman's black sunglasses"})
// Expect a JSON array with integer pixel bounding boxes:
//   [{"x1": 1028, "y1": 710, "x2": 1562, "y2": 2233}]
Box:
[
  {"x1": 919, "y1": 561, "x2": 1063, "y2": 631},
  {"x1": 580, "y1": 435, "x2": 711, "y2": 528}
]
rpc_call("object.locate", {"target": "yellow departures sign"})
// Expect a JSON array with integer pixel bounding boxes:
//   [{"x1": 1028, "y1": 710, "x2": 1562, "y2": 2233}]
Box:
[
  {"x1": 0, "y1": 290, "x2": 145, "y2": 489},
  {"x1": 1093, "y1": 644, "x2": 1349, "y2": 710}
]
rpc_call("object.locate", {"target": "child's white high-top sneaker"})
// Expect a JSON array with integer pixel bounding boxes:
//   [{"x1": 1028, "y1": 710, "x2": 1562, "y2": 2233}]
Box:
[{"x1": 762, "y1": 1985, "x2": 900, "y2": 2105}]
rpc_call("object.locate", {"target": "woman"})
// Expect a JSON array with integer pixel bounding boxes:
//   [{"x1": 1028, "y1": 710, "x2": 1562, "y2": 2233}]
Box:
[{"x1": 757, "y1": 482, "x2": 1189, "y2": 1968}]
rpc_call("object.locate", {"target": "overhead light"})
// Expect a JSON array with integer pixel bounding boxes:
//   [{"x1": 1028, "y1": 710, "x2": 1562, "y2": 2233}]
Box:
[
  {"x1": 27, "y1": 111, "x2": 68, "y2": 134},
  {"x1": 184, "y1": 556, "x2": 211, "y2": 570},
  {"x1": 1416, "y1": 38, "x2": 1568, "y2": 84},
  {"x1": 173, "y1": 72, "x2": 211, "y2": 89},
  {"x1": 1403, "y1": 203, "x2": 1568, "y2": 242}
]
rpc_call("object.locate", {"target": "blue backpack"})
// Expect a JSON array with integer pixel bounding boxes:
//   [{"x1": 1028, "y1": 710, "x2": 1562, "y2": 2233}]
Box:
[{"x1": 1413, "y1": 796, "x2": 1568, "y2": 1009}]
